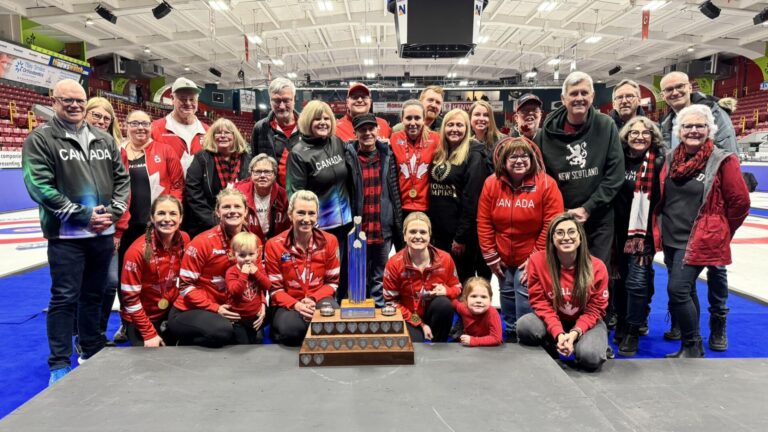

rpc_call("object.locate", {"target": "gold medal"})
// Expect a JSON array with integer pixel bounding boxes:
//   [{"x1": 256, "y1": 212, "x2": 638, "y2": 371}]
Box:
[
  {"x1": 158, "y1": 298, "x2": 169, "y2": 310},
  {"x1": 408, "y1": 188, "x2": 418, "y2": 198}
]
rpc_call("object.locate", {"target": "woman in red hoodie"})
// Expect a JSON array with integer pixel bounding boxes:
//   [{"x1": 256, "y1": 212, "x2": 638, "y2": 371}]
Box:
[
  {"x1": 477, "y1": 136, "x2": 563, "y2": 342},
  {"x1": 235, "y1": 153, "x2": 290, "y2": 249},
  {"x1": 517, "y1": 213, "x2": 609, "y2": 371}
]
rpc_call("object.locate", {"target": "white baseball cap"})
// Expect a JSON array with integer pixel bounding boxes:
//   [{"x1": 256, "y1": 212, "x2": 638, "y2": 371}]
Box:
[{"x1": 172, "y1": 77, "x2": 201, "y2": 94}]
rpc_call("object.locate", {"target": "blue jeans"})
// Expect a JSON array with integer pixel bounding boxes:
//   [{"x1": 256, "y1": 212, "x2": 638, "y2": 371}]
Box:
[
  {"x1": 366, "y1": 239, "x2": 392, "y2": 308},
  {"x1": 615, "y1": 256, "x2": 653, "y2": 327},
  {"x1": 499, "y1": 266, "x2": 532, "y2": 335},
  {"x1": 47, "y1": 236, "x2": 113, "y2": 370},
  {"x1": 663, "y1": 246, "x2": 703, "y2": 342},
  {"x1": 706, "y1": 266, "x2": 729, "y2": 315}
]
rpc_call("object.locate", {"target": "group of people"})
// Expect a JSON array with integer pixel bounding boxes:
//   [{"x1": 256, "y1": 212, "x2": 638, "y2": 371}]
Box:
[{"x1": 23, "y1": 69, "x2": 750, "y2": 385}]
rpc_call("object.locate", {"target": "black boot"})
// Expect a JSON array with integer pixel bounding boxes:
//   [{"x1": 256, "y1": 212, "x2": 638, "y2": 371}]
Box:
[
  {"x1": 708, "y1": 314, "x2": 728, "y2": 352},
  {"x1": 665, "y1": 339, "x2": 705, "y2": 358},
  {"x1": 638, "y1": 318, "x2": 649, "y2": 336},
  {"x1": 612, "y1": 321, "x2": 626, "y2": 345},
  {"x1": 618, "y1": 325, "x2": 639, "y2": 357},
  {"x1": 663, "y1": 313, "x2": 681, "y2": 341},
  {"x1": 606, "y1": 312, "x2": 618, "y2": 330}
]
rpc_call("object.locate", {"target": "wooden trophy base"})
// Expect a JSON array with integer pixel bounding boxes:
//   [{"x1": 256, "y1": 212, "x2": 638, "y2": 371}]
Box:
[{"x1": 299, "y1": 309, "x2": 415, "y2": 367}]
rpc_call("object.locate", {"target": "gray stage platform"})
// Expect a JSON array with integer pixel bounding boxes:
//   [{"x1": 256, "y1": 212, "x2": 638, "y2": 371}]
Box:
[{"x1": 1, "y1": 345, "x2": 766, "y2": 432}]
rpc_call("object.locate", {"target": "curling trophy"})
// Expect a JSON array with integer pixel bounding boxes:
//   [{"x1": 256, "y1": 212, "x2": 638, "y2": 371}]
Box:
[{"x1": 298, "y1": 217, "x2": 414, "y2": 367}]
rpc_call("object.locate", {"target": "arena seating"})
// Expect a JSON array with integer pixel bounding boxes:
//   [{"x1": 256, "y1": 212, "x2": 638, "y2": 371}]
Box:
[{"x1": 731, "y1": 91, "x2": 768, "y2": 137}]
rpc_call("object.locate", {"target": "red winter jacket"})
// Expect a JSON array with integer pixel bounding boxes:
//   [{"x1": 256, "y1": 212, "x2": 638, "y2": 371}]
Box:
[
  {"x1": 225, "y1": 262, "x2": 270, "y2": 320},
  {"x1": 452, "y1": 300, "x2": 503, "y2": 347},
  {"x1": 653, "y1": 147, "x2": 750, "y2": 265},
  {"x1": 336, "y1": 114, "x2": 392, "y2": 142},
  {"x1": 477, "y1": 172, "x2": 563, "y2": 268},
  {"x1": 389, "y1": 130, "x2": 440, "y2": 212},
  {"x1": 527, "y1": 250, "x2": 609, "y2": 339},
  {"x1": 120, "y1": 230, "x2": 190, "y2": 340},
  {"x1": 150, "y1": 115, "x2": 208, "y2": 163},
  {"x1": 382, "y1": 245, "x2": 462, "y2": 326},
  {"x1": 175, "y1": 225, "x2": 236, "y2": 312},
  {"x1": 265, "y1": 228, "x2": 340, "y2": 309},
  {"x1": 234, "y1": 180, "x2": 290, "y2": 248}
]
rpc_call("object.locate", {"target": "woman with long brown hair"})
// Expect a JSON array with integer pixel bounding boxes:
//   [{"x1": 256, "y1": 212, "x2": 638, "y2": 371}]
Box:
[
  {"x1": 516, "y1": 213, "x2": 609, "y2": 371},
  {"x1": 468, "y1": 100, "x2": 505, "y2": 152}
]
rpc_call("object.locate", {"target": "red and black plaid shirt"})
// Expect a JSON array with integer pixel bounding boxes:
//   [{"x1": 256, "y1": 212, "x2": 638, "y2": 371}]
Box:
[{"x1": 358, "y1": 150, "x2": 383, "y2": 244}]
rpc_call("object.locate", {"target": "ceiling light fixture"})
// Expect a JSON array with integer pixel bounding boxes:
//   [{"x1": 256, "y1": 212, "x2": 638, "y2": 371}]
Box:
[
  {"x1": 584, "y1": 35, "x2": 602, "y2": 44},
  {"x1": 85, "y1": 17, "x2": 94, "y2": 26},
  {"x1": 538, "y1": 1, "x2": 557, "y2": 13},
  {"x1": 247, "y1": 34, "x2": 263, "y2": 45},
  {"x1": 642, "y1": 1, "x2": 668, "y2": 12},
  {"x1": 547, "y1": 58, "x2": 560, "y2": 66},
  {"x1": 401, "y1": 82, "x2": 415, "y2": 87},
  {"x1": 359, "y1": 33, "x2": 372, "y2": 44},
  {"x1": 698, "y1": 1, "x2": 721, "y2": 19},
  {"x1": 317, "y1": 0, "x2": 334, "y2": 12},
  {"x1": 687, "y1": 47, "x2": 695, "y2": 52},
  {"x1": 95, "y1": 5, "x2": 117, "y2": 24},
  {"x1": 363, "y1": 58, "x2": 374, "y2": 66},
  {"x1": 286, "y1": 72, "x2": 297, "y2": 78},
  {"x1": 208, "y1": 0, "x2": 230, "y2": 11},
  {"x1": 143, "y1": 47, "x2": 151, "y2": 54},
  {"x1": 458, "y1": 58, "x2": 469, "y2": 65},
  {"x1": 525, "y1": 68, "x2": 538, "y2": 78},
  {"x1": 271, "y1": 58, "x2": 284, "y2": 66},
  {"x1": 184, "y1": 65, "x2": 191, "y2": 71},
  {"x1": 152, "y1": 1, "x2": 173, "y2": 20},
  {"x1": 478, "y1": 35, "x2": 490, "y2": 44},
  {"x1": 459, "y1": 80, "x2": 469, "y2": 86},
  {"x1": 635, "y1": 66, "x2": 642, "y2": 70},
  {"x1": 366, "y1": 72, "x2": 376, "y2": 79}
]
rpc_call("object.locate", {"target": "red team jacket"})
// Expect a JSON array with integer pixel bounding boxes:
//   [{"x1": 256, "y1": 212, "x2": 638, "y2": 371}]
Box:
[
  {"x1": 224, "y1": 262, "x2": 270, "y2": 320},
  {"x1": 150, "y1": 115, "x2": 209, "y2": 161},
  {"x1": 175, "y1": 225, "x2": 237, "y2": 313},
  {"x1": 120, "y1": 230, "x2": 190, "y2": 340},
  {"x1": 477, "y1": 172, "x2": 563, "y2": 268},
  {"x1": 527, "y1": 250, "x2": 608, "y2": 339},
  {"x1": 265, "y1": 228, "x2": 340, "y2": 309},
  {"x1": 382, "y1": 245, "x2": 462, "y2": 326},
  {"x1": 335, "y1": 114, "x2": 392, "y2": 142},
  {"x1": 452, "y1": 300, "x2": 503, "y2": 347},
  {"x1": 389, "y1": 130, "x2": 440, "y2": 212}
]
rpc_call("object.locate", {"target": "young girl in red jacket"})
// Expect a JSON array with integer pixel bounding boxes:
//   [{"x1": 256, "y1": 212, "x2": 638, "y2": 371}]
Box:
[
  {"x1": 452, "y1": 277, "x2": 503, "y2": 347},
  {"x1": 120, "y1": 195, "x2": 189, "y2": 347},
  {"x1": 516, "y1": 213, "x2": 609, "y2": 371},
  {"x1": 225, "y1": 232, "x2": 271, "y2": 344}
]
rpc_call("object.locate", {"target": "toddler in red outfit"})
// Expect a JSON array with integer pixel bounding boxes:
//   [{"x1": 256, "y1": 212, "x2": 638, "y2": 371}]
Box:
[
  {"x1": 225, "y1": 232, "x2": 271, "y2": 344},
  {"x1": 453, "y1": 277, "x2": 503, "y2": 347}
]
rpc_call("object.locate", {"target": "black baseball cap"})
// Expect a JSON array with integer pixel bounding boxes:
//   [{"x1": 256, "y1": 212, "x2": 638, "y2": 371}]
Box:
[
  {"x1": 352, "y1": 113, "x2": 378, "y2": 130},
  {"x1": 516, "y1": 93, "x2": 543, "y2": 112}
]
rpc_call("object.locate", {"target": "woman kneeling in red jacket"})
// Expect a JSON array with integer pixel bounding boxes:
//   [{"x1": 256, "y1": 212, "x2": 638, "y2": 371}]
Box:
[
  {"x1": 383, "y1": 212, "x2": 462, "y2": 342},
  {"x1": 517, "y1": 213, "x2": 609, "y2": 371}
]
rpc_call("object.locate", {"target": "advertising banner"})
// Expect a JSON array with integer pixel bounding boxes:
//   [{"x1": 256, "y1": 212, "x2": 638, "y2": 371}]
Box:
[
  {"x1": 0, "y1": 151, "x2": 22, "y2": 169},
  {"x1": 240, "y1": 89, "x2": 256, "y2": 111}
]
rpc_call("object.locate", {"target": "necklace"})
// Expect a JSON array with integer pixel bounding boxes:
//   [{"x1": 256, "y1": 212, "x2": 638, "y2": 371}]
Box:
[{"x1": 430, "y1": 161, "x2": 452, "y2": 182}]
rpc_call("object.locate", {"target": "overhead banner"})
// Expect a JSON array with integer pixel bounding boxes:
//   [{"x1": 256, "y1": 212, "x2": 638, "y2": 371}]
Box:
[
  {"x1": 0, "y1": 40, "x2": 87, "y2": 89},
  {"x1": 373, "y1": 100, "x2": 503, "y2": 114},
  {"x1": 240, "y1": 89, "x2": 256, "y2": 111}
]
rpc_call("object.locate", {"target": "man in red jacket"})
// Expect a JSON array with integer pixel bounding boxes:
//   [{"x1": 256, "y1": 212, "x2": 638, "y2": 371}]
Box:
[
  {"x1": 335, "y1": 82, "x2": 391, "y2": 142},
  {"x1": 150, "y1": 77, "x2": 209, "y2": 174}
]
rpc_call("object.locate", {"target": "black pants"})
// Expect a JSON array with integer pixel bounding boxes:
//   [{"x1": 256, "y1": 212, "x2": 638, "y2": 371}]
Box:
[
  {"x1": 166, "y1": 307, "x2": 235, "y2": 348},
  {"x1": 232, "y1": 319, "x2": 264, "y2": 345},
  {"x1": 271, "y1": 296, "x2": 339, "y2": 346},
  {"x1": 614, "y1": 252, "x2": 655, "y2": 327},
  {"x1": 663, "y1": 246, "x2": 703, "y2": 342},
  {"x1": 327, "y1": 223, "x2": 353, "y2": 303},
  {"x1": 584, "y1": 207, "x2": 615, "y2": 317},
  {"x1": 126, "y1": 319, "x2": 177, "y2": 346},
  {"x1": 405, "y1": 296, "x2": 455, "y2": 343}
]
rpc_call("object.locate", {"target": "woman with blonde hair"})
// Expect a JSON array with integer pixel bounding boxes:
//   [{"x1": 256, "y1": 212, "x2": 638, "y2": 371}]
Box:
[
  {"x1": 286, "y1": 100, "x2": 361, "y2": 301},
  {"x1": 428, "y1": 108, "x2": 490, "y2": 282},
  {"x1": 468, "y1": 100, "x2": 505, "y2": 152},
  {"x1": 184, "y1": 118, "x2": 251, "y2": 237},
  {"x1": 85, "y1": 97, "x2": 123, "y2": 145}
]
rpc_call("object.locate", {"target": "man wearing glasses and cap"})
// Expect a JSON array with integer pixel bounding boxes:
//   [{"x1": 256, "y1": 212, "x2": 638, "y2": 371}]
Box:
[
  {"x1": 511, "y1": 93, "x2": 543, "y2": 141},
  {"x1": 151, "y1": 77, "x2": 209, "y2": 173},
  {"x1": 335, "y1": 82, "x2": 392, "y2": 142},
  {"x1": 22, "y1": 79, "x2": 129, "y2": 385}
]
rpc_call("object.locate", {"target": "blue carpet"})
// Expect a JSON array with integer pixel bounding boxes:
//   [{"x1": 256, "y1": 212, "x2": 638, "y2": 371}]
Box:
[
  {"x1": 1, "y1": 263, "x2": 767, "y2": 419},
  {"x1": 748, "y1": 207, "x2": 768, "y2": 218}
]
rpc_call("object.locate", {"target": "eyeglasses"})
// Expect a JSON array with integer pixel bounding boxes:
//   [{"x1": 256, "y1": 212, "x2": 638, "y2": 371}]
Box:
[
  {"x1": 628, "y1": 130, "x2": 652, "y2": 138},
  {"x1": 553, "y1": 229, "x2": 579, "y2": 239},
  {"x1": 348, "y1": 95, "x2": 370, "y2": 101},
  {"x1": 251, "y1": 169, "x2": 274, "y2": 177},
  {"x1": 517, "y1": 107, "x2": 541, "y2": 115},
  {"x1": 662, "y1": 82, "x2": 688, "y2": 95},
  {"x1": 270, "y1": 98, "x2": 293, "y2": 106},
  {"x1": 613, "y1": 94, "x2": 637, "y2": 101},
  {"x1": 681, "y1": 123, "x2": 707, "y2": 131},
  {"x1": 214, "y1": 130, "x2": 234, "y2": 135},
  {"x1": 88, "y1": 111, "x2": 112, "y2": 123},
  {"x1": 54, "y1": 97, "x2": 86, "y2": 106},
  {"x1": 507, "y1": 154, "x2": 530, "y2": 161},
  {"x1": 127, "y1": 121, "x2": 151, "y2": 128}
]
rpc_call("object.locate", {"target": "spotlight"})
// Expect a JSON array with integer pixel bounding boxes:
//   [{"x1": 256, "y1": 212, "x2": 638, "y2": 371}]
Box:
[
  {"x1": 237, "y1": 69, "x2": 244, "y2": 80},
  {"x1": 699, "y1": 1, "x2": 721, "y2": 20},
  {"x1": 209, "y1": 67, "x2": 222, "y2": 77},
  {"x1": 95, "y1": 5, "x2": 117, "y2": 24},
  {"x1": 152, "y1": 1, "x2": 173, "y2": 20},
  {"x1": 608, "y1": 65, "x2": 622, "y2": 76},
  {"x1": 754, "y1": 7, "x2": 768, "y2": 25}
]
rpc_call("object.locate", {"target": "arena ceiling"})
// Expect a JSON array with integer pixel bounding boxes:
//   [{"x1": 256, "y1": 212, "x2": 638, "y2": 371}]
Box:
[{"x1": 1, "y1": 0, "x2": 767, "y2": 90}]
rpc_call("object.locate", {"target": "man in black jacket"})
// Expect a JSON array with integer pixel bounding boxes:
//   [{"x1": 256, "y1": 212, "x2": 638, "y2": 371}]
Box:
[
  {"x1": 250, "y1": 77, "x2": 300, "y2": 187},
  {"x1": 22, "y1": 79, "x2": 130, "y2": 385},
  {"x1": 346, "y1": 114, "x2": 404, "y2": 306},
  {"x1": 609, "y1": 79, "x2": 646, "y2": 130}
]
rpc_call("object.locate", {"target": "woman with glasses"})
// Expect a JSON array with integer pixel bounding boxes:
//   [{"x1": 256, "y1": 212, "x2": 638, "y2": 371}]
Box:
[
  {"x1": 517, "y1": 213, "x2": 609, "y2": 371},
  {"x1": 653, "y1": 104, "x2": 749, "y2": 358},
  {"x1": 235, "y1": 153, "x2": 290, "y2": 249},
  {"x1": 85, "y1": 97, "x2": 123, "y2": 145},
  {"x1": 478, "y1": 136, "x2": 563, "y2": 342},
  {"x1": 185, "y1": 118, "x2": 252, "y2": 238},
  {"x1": 427, "y1": 108, "x2": 490, "y2": 282},
  {"x1": 611, "y1": 117, "x2": 664, "y2": 357}
]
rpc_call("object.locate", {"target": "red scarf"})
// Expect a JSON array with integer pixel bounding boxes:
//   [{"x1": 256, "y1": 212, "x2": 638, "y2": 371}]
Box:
[
  {"x1": 624, "y1": 149, "x2": 656, "y2": 255},
  {"x1": 670, "y1": 140, "x2": 713, "y2": 180}
]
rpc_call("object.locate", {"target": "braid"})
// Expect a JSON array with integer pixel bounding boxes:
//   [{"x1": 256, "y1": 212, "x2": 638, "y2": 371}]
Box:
[{"x1": 142, "y1": 222, "x2": 154, "y2": 262}]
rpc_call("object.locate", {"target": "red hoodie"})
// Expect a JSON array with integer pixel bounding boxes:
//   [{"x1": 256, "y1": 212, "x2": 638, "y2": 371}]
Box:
[
  {"x1": 120, "y1": 230, "x2": 190, "y2": 340},
  {"x1": 225, "y1": 261, "x2": 270, "y2": 320},
  {"x1": 389, "y1": 130, "x2": 440, "y2": 212},
  {"x1": 477, "y1": 172, "x2": 563, "y2": 268},
  {"x1": 527, "y1": 250, "x2": 608, "y2": 339},
  {"x1": 452, "y1": 300, "x2": 503, "y2": 347},
  {"x1": 382, "y1": 245, "x2": 461, "y2": 327},
  {"x1": 175, "y1": 225, "x2": 236, "y2": 313}
]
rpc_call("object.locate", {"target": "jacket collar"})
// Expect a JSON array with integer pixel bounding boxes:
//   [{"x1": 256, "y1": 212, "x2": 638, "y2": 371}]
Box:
[
  {"x1": 403, "y1": 245, "x2": 442, "y2": 272},
  {"x1": 283, "y1": 227, "x2": 328, "y2": 252}
]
